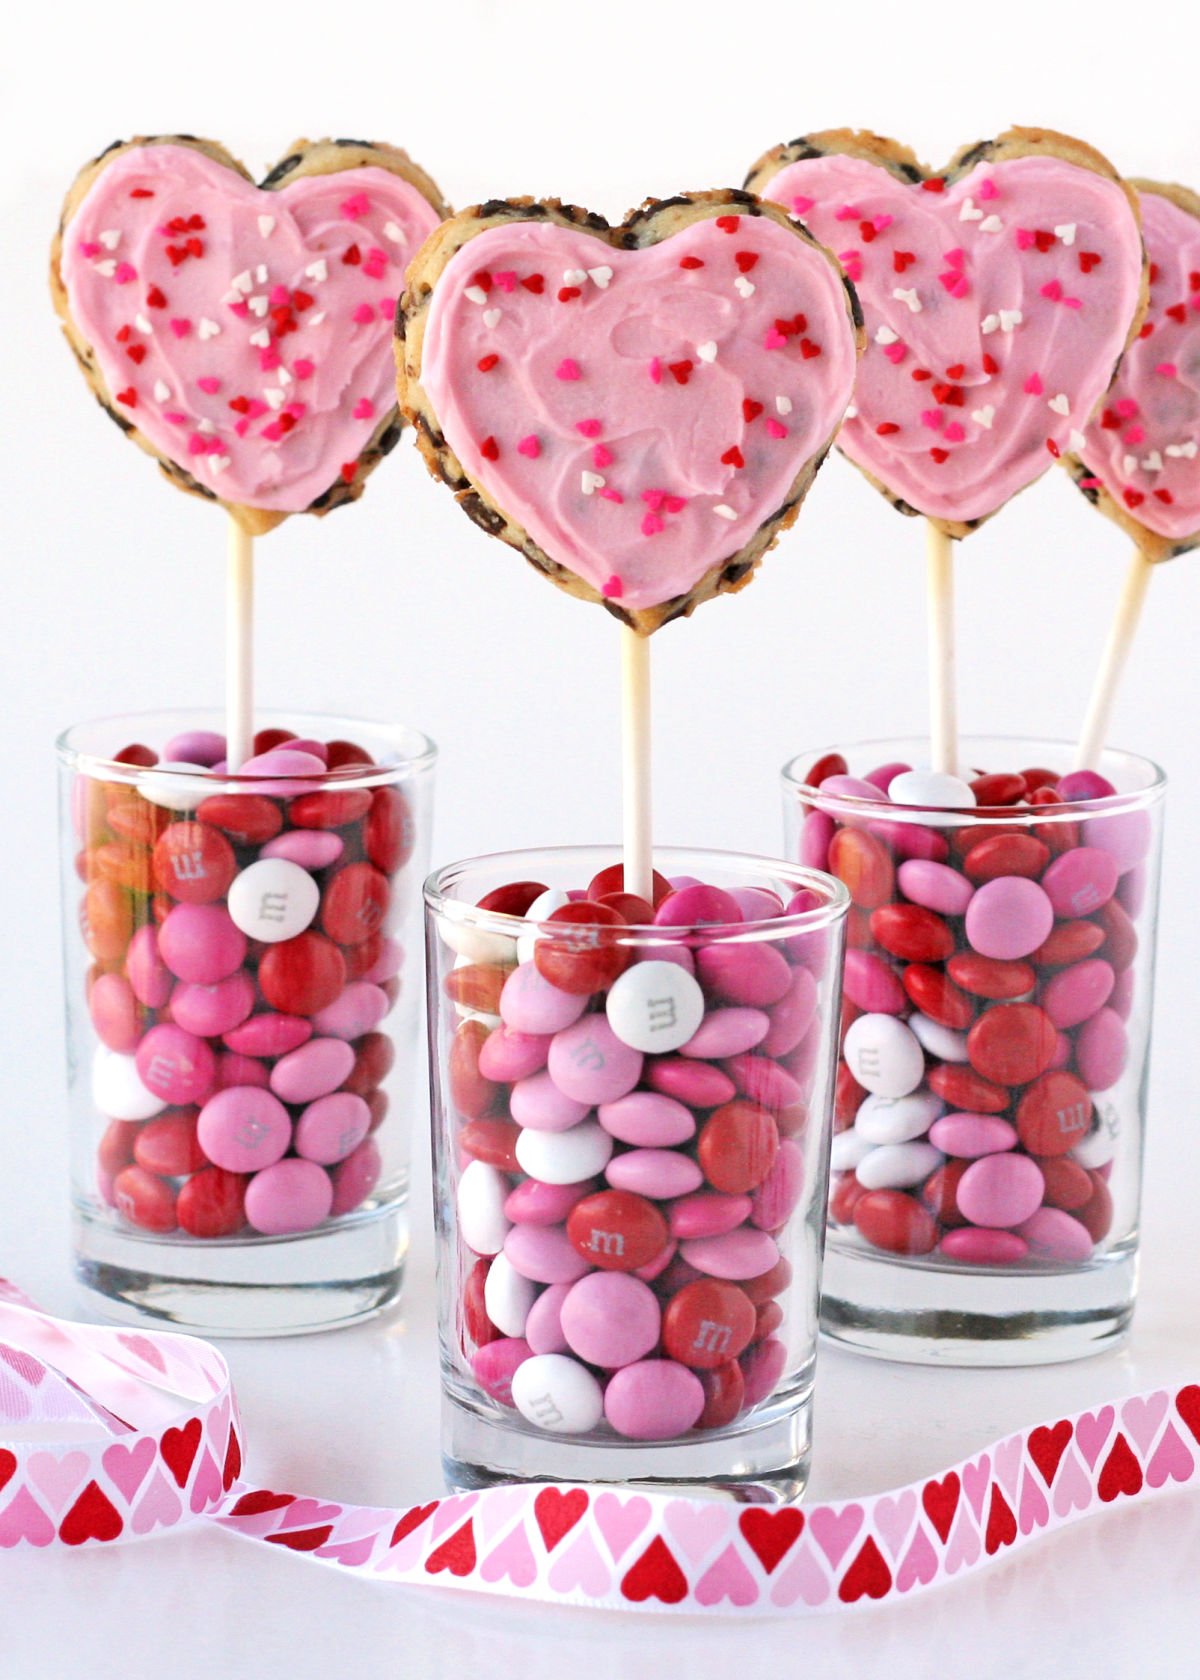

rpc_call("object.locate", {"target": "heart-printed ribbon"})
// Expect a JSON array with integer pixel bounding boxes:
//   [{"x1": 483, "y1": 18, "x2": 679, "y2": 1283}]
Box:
[
  {"x1": 747, "y1": 128, "x2": 1146, "y2": 536},
  {"x1": 53, "y1": 137, "x2": 447, "y2": 533},
  {"x1": 398, "y1": 193, "x2": 861, "y2": 632},
  {"x1": 1068, "y1": 181, "x2": 1200, "y2": 559},
  {"x1": 1, "y1": 1277, "x2": 1195, "y2": 1615}
]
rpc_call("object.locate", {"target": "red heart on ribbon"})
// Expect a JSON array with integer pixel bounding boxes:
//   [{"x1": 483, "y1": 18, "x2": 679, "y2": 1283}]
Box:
[
  {"x1": 59, "y1": 1480, "x2": 124, "y2": 1546},
  {"x1": 229, "y1": 1488, "x2": 296, "y2": 1518},
  {"x1": 620, "y1": 1536, "x2": 689, "y2": 1605},
  {"x1": 837, "y1": 1535, "x2": 892, "y2": 1603},
  {"x1": 0, "y1": 1449, "x2": 15, "y2": 1496},
  {"x1": 921, "y1": 1470, "x2": 960, "y2": 1543},
  {"x1": 222, "y1": 1425, "x2": 242, "y2": 1491},
  {"x1": 160, "y1": 1417, "x2": 202, "y2": 1488},
  {"x1": 738, "y1": 1506, "x2": 805, "y2": 1574},
  {"x1": 984, "y1": 1486, "x2": 1018, "y2": 1555},
  {"x1": 1176, "y1": 1384, "x2": 1200, "y2": 1444},
  {"x1": 1028, "y1": 1420, "x2": 1073, "y2": 1486},
  {"x1": 424, "y1": 1517, "x2": 477, "y2": 1578},
  {"x1": 390, "y1": 1501, "x2": 437, "y2": 1549},
  {"x1": 266, "y1": 1524, "x2": 335, "y2": 1552},
  {"x1": 533, "y1": 1486, "x2": 588, "y2": 1552},
  {"x1": 1098, "y1": 1433, "x2": 1145, "y2": 1502}
]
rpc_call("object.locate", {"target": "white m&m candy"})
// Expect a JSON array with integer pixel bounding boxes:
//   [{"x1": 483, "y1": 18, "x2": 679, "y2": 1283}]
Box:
[
  {"x1": 855, "y1": 1091, "x2": 944, "y2": 1145},
  {"x1": 843, "y1": 1013, "x2": 925, "y2": 1098},
  {"x1": 514, "y1": 1120, "x2": 613, "y2": 1186},
  {"x1": 605, "y1": 960, "x2": 705, "y2": 1053},
  {"x1": 855, "y1": 1140, "x2": 943, "y2": 1190},
  {"x1": 457, "y1": 1159, "x2": 510, "y2": 1256},
  {"x1": 137, "y1": 763, "x2": 210, "y2": 811},
  {"x1": 483, "y1": 1251, "x2": 536, "y2": 1338},
  {"x1": 511, "y1": 1353, "x2": 605, "y2": 1434},
  {"x1": 91, "y1": 1046, "x2": 166, "y2": 1121},
  {"x1": 227, "y1": 858, "x2": 320, "y2": 943}
]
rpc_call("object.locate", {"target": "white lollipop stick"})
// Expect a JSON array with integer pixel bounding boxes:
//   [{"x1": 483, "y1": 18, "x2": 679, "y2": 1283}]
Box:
[
  {"x1": 226, "y1": 517, "x2": 255, "y2": 774},
  {"x1": 924, "y1": 520, "x2": 959, "y2": 777},
  {"x1": 1075, "y1": 545, "x2": 1154, "y2": 772},
  {"x1": 620, "y1": 626, "x2": 653, "y2": 903}
]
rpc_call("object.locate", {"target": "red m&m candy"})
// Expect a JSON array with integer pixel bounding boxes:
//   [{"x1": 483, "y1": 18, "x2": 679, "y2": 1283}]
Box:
[{"x1": 566, "y1": 1189, "x2": 668, "y2": 1271}]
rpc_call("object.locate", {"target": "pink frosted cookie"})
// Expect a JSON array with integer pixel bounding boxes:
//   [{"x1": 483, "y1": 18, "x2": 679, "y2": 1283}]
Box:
[
  {"x1": 746, "y1": 127, "x2": 1147, "y2": 539},
  {"x1": 1065, "y1": 180, "x2": 1200, "y2": 560},
  {"x1": 396, "y1": 191, "x2": 862, "y2": 633},
  {"x1": 52, "y1": 136, "x2": 449, "y2": 535}
]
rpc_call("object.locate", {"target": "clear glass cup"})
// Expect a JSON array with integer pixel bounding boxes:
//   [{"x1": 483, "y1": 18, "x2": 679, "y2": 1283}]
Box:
[
  {"x1": 59, "y1": 709, "x2": 436, "y2": 1335},
  {"x1": 782, "y1": 736, "x2": 1166, "y2": 1366},
  {"x1": 425, "y1": 846, "x2": 848, "y2": 1501}
]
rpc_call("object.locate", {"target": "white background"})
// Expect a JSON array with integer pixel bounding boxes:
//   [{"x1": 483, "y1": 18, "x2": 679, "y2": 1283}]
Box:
[{"x1": 2, "y1": 1, "x2": 1200, "y2": 1672}]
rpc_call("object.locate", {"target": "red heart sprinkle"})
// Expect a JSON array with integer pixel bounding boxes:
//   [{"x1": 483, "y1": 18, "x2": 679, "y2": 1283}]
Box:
[
  {"x1": 735, "y1": 251, "x2": 759, "y2": 273},
  {"x1": 481, "y1": 436, "x2": 499, "y2": 461},
  {"x1": 477, "y1": 354, "x2": 499, "y2": 372},
  {"x1": 470, "y1": 271, "x2": 493, "y2": 293},
  {"x1": 715, "y1": 215, "x2": 740, "y2": 232},
  {"x1": 1155, "y1": 488, "x2": 1174, "y2": 504},
  {"x1": 742, "y1": 398, "x2": 764, "y2": 421},
  {"x1": 982, "y1": 353, "x2": 1000, "y2": 375},
  {"x1": 558, "y1": 286, "x2": 581, "y2": 302},
  {"x1": 912, "y1": 368, "x2": 932, "y2": 382},
  {"x1": 146, "y1": 285, "x2": 167, "y2": 308},
  {"x1": 921, "y1": 178, "x2": 945, "y2": 193},
  {"x1": 1166, "y1": 303, "x2": 1187, "y2": 323},
  {"x1": 342, "y1": 244, "x2": 361, "y2": 266},
  {"x1": 893, "y1": 251, "x2": 916, "y2": 272},
  {"x1": 945, "y1": 363, "x2": 966, "y2": 379},
  {"x1": 876, "y1": 421, "x2": 900, "y2": 435},
  {"x1": 1079, "y1": 252, "x2": 1101, "y2": 273},
  {"x1": 116, "y1": 388, "x2": 137, "y2": 407},
  {"x1": 520, "y1": 274, "x2": 544, "y2": 293},
  {"x1": 292, "y1": 290, "x2": 314, "y2": 311},
  {"x1": 340, "y1": 461, "x2": 359, "y2": 482},
  {"x1": 800, "y1": 338, "x2": 822, "y2": 358},
  {"x1": 1034, "y1": 230, "x2": 1056, "y2": 253},
  {"x1": 1123, "y1": 488, "x2": 1144, "y2": 507},
  {"x1": 721, "y1": 446, "x2": 745, "y2": 468},
  {"x1": 679, "y1": 256, "x2": 704, "y2": 269},
  {"x1": 930, "y1": 447, "x2": 950, "y2": 463},
  {"x1": 860, "y1": 220, "x2": 876, "y2": 243},
  {"x1": 115, "y1": 325, "x2": 131, "y2": 343},
  {"x1": 669, "y1": 360, "x2": 693, "y2": 384},
  {"x1": 126, "y1": 344, "x2": 146, "y2": 364}
]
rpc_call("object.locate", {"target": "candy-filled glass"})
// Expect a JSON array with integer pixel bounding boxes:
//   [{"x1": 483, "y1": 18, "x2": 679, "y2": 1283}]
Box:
[
  {"x1": 426, "y1": 847, "x2": 848, "y2": 1500},
  {"x1": 59, "y1": 710, "x2": 435, "y2": 1335},
  {"x1": 782, "y1": 737, "x2": 1165, "y2": 1366}
]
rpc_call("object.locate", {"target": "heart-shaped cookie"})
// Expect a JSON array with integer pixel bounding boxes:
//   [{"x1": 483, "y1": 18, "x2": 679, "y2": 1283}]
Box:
[
  {"x1": 397, "y1": 191, "x2": 862, "y2": 633},
  {"x1": 1066, "y1": 181, "x2": 1200, "y2": 560},
  {"x1": 745, "y1": 127, "x2": 1147, "y2": 538},
  {"x1": 52, "y1": 136, "x2": 448, "y2": 535}
]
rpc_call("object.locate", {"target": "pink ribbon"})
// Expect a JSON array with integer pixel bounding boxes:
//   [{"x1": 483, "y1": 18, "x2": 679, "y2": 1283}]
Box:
[{"x1": 1, "y1": 1277, "x2": 1196, "y2": 1613}]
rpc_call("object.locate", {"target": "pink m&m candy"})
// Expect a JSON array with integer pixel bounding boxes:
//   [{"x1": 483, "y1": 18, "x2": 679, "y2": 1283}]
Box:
[
  {"x1": 294, "y1": 1092, "x2": 371, "y2": 1165},
  {"x1": 547, "y1": 1014, "x2": 643, "y2": 1105},
  {"x1": 269, "y1": 1037, "x2": 355, "y2": 1104},
  {"x1": 135, "y1": 1023, "x2": 216, "y2": 1107},
  {"x1": 197, "y1": 1086, "x2": 291, "y2": 1174},
  {"x1": 170, "y1": 972, "x2": 257, "y2": 1039},
  {"x1": 560, "y1": 1273, "x2": 661, "y2": 1368},
  {"x1": 158, "y1": 903, "x2": 247, "y2": 984},
  {"x1": 244, "y1": 1159, "x2": 333, "y2": 1234},
  {"x1": 603, "y1": 1359, "x2": 705, "y2": 1439}
]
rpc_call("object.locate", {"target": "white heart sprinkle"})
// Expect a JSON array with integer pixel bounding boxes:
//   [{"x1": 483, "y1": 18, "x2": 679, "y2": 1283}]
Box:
[
  {"x1": 972, "y1": 405, "x2": 995, "y2": 429},
  {"x1": 1166, "y1": 440, "x2": 1198, "y2": 459},
  {"x1": 255, "y1": 264, "x2": 268, "y2": 284},
  {"x1": 308, "y1": 311, "x2": 326, "y2": 327},
  {"x1": 249, "y1": 328, "x2": 270, "y2": 348},
  {"x1": 1000, "y1": 309, "x2": 1023, "y2": 332},
  {"x1": 563, "y1": 268, "x2": 588, "y2": 287},
  {"x1": 384, "y1": 221, "x2": 405, "y2": 244},
  {"x1": 893, "y1": 287, "x2": 922, "y2": 313},
  {"x1": 232, "y1": 270, "x2": 253, "y2": 294},
  {"x1": 587, "y1": 266, "x2": 613, "y2": 288},
  {"x1": 776, "y1": 395, "x2": 793, "y2": 415},
  {"x1": 99, "y1": 228, "x2": 121, "y2": 250},
  {"x1": 580, "y1": 471, "x2": 605, "y2": 496},
  {"x1": 1069, "y1": 430, "x2": 1088, "y2": 453},
  {"x1": 483, "y1": 308, "x2": 501, "y2": 328},
  {"x1": 959, "y1": 197, "x2": 983, "y2": 222},
  {"x1": 257, "y1": 215, "x2": 276, "y2": 238},
  {"x1": 264, "y1": 387, "x2": 286, "y2": 410},
  {"x1": 981, "y1": 314, "x2": 999, "y2": 335},
  {"x1": 95, "y1": 259, "x2": 116, "y2": 278},
  {"x1": 1142, "y1": 451, "x2": 1163, "y2": 473},
  {"x1": 277, "y1": 366, "x2": 293, "y2": 387},
  {"x1": 875, "y1": 325, "x2": 898, "y2": 345},
  {"x1": 734, "y1": 276, "x2": 756, "y2": 298},
  {"x1": 1055, "y1": 223, "x2": 1077, "y2": 246},
  {"x1": 979, "y1": 215, "x2": 1003, "y2": 234},
  {"x1": 713, "y1": 504, "x2": 737, "y2": 520},
  {"x1": 198, "y1": 318, "x2": 220, "y2": 340},
  {"x1": 1122, "y1": 453, "x2": 1139, "y2": 476},
  {"x1": 1048, "y1": 393, "x2": 1070, "y2": 416},
  {"x1": 305, "y1": 260, "x2": 328, "y2": 283},
  {"x1": 153, "y1": 379, "x2": 171, "y2": 402},
  {"x1": 210, "y1": 456, "x2": 231, "y2": 474},
  {"x1": 697, "y1": 341, "x2": 718, "y2": 363},
  {"x1": 134, "y1": 313, "x2": 152, "y2": 333},
  {"x1": 248, "y1": 295, "x2": 269, "y2": 317},
  {"x1": 197, "y1": 419, "x2": 214, "y2": 434},
  {"x1": 845, "y1": 404, "x2": 858, "y2": 419},
  {"x1": 464, "y1": 286, "x2": 488, "y2": 305}
]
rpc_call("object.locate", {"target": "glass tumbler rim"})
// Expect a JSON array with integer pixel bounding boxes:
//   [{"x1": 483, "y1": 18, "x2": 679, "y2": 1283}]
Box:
[
  {"x1": 782, "y1": 733, "x2": 1167, "y2": 825},
  {"x1": 425, "y1": 842, "x2": 850, "y2": 945},
  {"x1": 56, "y1": 706, "x2": 437, "y2": 789}
]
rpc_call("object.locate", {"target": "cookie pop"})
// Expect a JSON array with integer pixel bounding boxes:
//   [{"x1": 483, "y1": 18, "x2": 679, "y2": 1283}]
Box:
[
  {"x1": 1064, "y1": 180, "x2": 1200, "y2": 768},
  {"x1": 52, "y1": 134, "x2": 449, "y2": 766},
  {"x1": 746, "y1": 127, "x2": 1147, "y2": 780},
  {"x1": 398, "y1": 189, "x2": 862, "y2": 891}
]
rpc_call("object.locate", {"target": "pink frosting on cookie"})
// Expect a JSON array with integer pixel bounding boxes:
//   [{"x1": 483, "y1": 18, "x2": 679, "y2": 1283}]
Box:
[
  {"x1": 60, "y1": 145, "x2": 441, "y2": 512},
  {"x1": 1077, "y1": 189, "x2": 1200, "y2": 542},
  {"x1": 418, "y1": 212, "x2": 857, "y2": 609},
  {"x1": 761, "y1": 152, "x2": 1143, "y2": 525}
]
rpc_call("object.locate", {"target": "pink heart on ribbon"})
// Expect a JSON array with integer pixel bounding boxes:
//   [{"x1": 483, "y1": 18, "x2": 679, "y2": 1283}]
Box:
[
  {"x1": 314, "y1": 1533, "x2": 379, "y2": 1568},
  {"x1": 429, "y1": 1492, "x2": 479, "y2": 1542},
  {"x1": 116, "y1": 1332, "x2": 168, "y2": 1375},
  {"x1": 1122, "y1": 1391, "x2": 1169, "y2": 1459},
  {"x1": 695, "y1": 1542, "x2": 760, "y2": 1608},
  {"x1": 873, "y1": 1488, "x2": 917, "y2": 1561},
  {"x1": 754, "y1": 135, "x2": 1144, "y2": 530},
  {"x1": 475, "y1": 1485, "x2": 531, "y2": 1548},
  {"x1": 0, "y1": 1487, "x2": 56, "y2": 1548},
  {"x1": 1076, "y1": 1405, "x2": 1116, "y2": 1470},
  {"x1": 1018, "y1": 1469, "x2": 1051, "y2": 1535},
  {"x1": 57, "y1": 140, "x2": 441, "y2": 523},
  {"x1": 663, "y1": 1498, "x2": 728, "y2": 1566},
  {"x1": 0, "y1": 1345, "x2": 47, "y2": 1387},
  {"x1": 895, "y1": 1522, "x2": 939, "y2": 1592},
  {"x1": 548, "y1": 1529, "x2": 613, "y2": 1598},
  {"x1": 414, "y1": 205, "x2": 858, "y2": 616},
  {"x1": 944, "y1": 1505, "x2": 982, "y2": 1574},
  {"x1": 1074, "y1": 185, "x2": 1200, "y2": 553},
  {"x1": 1053, "y1": 1447, "x2": 1096, "y2": 1517},
  {"x1": 1146, "y1": 1422, "x2": 1196, "y2": 1488},
  {"x1": 188, "y1": 1448, "x2": 225, "y2": 1514},
  {"x1": 131, "y1": 1468, "x2": 183, "y2": 1535},
  {"x1": 993, "y1": 1433, "x2": 1025, "y2": 1501},
  {"x1": 769, "y1": 1539, "x2": 832, "y2": 1609},
  {"x1": 808, "y1": 1503, "x2": 864, "y2": 1569},
  {"x1": 102, "y1": 1436, "x2": 156, "y2": 1503},
  {"x1": 479, "y1": 1520, "x2": 538, "y2": 1587},
  {"x1": 592, "y1": 1491, "x2": 651, "y2": 1562},
  {"x1": 962, "y1": 1453, "x2": 992, "y2": 1523},
  {"x1": 27, "y1": 1450, "x2": 89, "y2": 1516}
]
